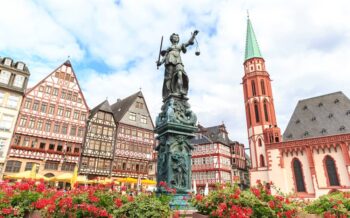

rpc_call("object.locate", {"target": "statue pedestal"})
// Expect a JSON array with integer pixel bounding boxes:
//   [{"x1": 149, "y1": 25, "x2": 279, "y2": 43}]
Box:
[{"x1": 155, "y1": 96, "x2": 197, "y2": 209}]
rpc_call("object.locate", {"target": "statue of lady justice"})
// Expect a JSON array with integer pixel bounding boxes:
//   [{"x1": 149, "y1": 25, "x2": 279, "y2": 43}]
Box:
[{"x1": 156, "y1": 30, "x2": 199, "y2": 100}]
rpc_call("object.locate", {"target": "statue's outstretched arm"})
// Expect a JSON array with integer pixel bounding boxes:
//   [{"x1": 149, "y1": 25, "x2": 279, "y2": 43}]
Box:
[{"x1": 183, "y1": 30, "x2": 199, "y2": 48}]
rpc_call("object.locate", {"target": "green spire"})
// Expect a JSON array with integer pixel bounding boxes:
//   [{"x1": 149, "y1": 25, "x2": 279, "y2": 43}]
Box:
[{"x1": 245, "y1": 18, "x2": 263, "y2": 61}]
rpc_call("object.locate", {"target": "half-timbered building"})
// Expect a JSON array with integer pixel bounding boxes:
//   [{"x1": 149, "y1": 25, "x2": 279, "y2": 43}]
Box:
[
  {"x1": 110, "y1": 91, "x2": 155, "y2": 180},
  {"x1": 3, "y1": 60, "x2": 88, "y2": 178},
  {"x1": 191, "y1": 124, "x2": 247, "y2": 191},
  {"x1": 79, "y1": 100, "x2": 116, "y2": 178},
  {"x1": 0, "y1": 57, "x2": 30, "y2": 175}
]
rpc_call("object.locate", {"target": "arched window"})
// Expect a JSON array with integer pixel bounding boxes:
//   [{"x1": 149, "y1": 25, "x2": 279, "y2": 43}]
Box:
[
  {"x1": 292, "y1": 159, "x2": 306, "y2": 192},
  {"x1": 261, "y1": 80, "x2": 266, "y2": 95},
  {"x1": 254, "y1": 101, "x2": 260, "y2": 123},
  {"x1": 260, "y1": 155, "x2": 265, "y2": 167},
  {"x1": 251, "y1": 80, "x2": 256, "y2": 96},
  {"x1": 325, "y1": 156, "x2": 340, "y2": 186},
  {"x1": 258, "y1": 138, "x2": 262, "y2": 147},
  {"x1": 244, "y1": 84, "x2": 248, "y2": 98},
  {"x1": 247, "y1": 105, "x2": 252, "y2": 126},
  {"x1": 263, "y1": 100, "x2": 269, "y2": 122},
  {"x1": 5, "y1": 160, "x2": 21, "y2": 173}
]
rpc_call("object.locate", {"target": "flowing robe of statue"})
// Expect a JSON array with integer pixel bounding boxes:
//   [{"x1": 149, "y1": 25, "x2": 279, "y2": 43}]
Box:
[{"x1": 157, "y1": 31, "x2": 199, "y2": 100}]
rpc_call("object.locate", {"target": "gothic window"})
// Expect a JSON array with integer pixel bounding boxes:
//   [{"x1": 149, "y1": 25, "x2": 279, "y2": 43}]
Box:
[
  {"x1": 292, "y1": 159, "x2": 306, "y2": 192},
  {"x1": 325, "y1": 156, "x2": 340, "y2": 186},
  {"x1": 251, "y1": 80, "x2": 256, "y2": 96},
  {"x1": 254, "y1": 101, "x2": 260, "y2": 123},
  {"x1": 258, "y1": 138, "x2": 262, "y2": 147},
  {"x1": 263, "y1": 100, "x2": 269, "y2": 122},
  {"x1": 261, "y1": 80, "x2": 266, "y2": 95},
  {"x1": 247, "y1": 105, "x2": 252, "y2": 126},
  {"x1": 5, "y1": 160, "x2": 21, "y2": 172},
  {"x1": 260, "y1": 155, "x2": 265, "y2": 167}
]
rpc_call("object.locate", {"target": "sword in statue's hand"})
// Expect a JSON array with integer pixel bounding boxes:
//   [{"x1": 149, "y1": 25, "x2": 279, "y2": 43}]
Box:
[{"x1": 156, "y1": 36, "x2": 163, "y2": 70}]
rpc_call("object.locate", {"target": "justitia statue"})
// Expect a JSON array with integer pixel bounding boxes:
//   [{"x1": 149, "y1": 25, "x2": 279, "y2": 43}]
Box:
[
  {"x1": 155, "y1": 31, "x2": 199, "y2": 209},
  {"x1": 157, "y1": 30, "x2": 199, "y2": 100}
]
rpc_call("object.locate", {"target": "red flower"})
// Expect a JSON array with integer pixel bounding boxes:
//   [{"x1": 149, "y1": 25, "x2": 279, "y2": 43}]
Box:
[
  {"x1": 89, "y1": 195, "x2": 99, "y2": 203},
  {"x1": 114, "y1": 198, "x2": 123, "y2": 208},
  {"x1": 36, "y1": 183, "x2": 45, "y2": 193},
  {"x1": 19, "y1": 182, "x2": 30, "y2": 191},
  {"x1": 268, "y1": 200, "x2": 275, "y2": 209},
  {"x1": 173, "y1": 210, "x2": 180, "y2": 218},
  {"x1": 1, "y1": 208, "x2": 12, "y2": 215},
  {"x1": 195, "y1": 194, "x2": 203, "y2": 201},
  {"x1": 121, "y1": 186, "x2": 127, "y2": 191},
  {"x1": 250, "y1": 187, "x2": 261, "y2": 198},
  {"x1": 127, "y1": 195, "x2": 134, "y2": 202}
]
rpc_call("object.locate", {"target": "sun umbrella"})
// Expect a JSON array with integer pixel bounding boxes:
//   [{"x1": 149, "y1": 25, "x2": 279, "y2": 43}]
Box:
[
  {"x1": 4, "y1": 170, "x2": 52, "y2": 181},
  {"x1": 204, "y1": 182, "x2": 209, "y2": 196},
  {"x1": 71, "y1": 166, "x2": 78, "y2": 185},
  {"x1": 141, "y1": 179, "x2": 156, "y2": 185},
  {"x1": 193, "y1": 179, "x2": 197, "y2": 194}
]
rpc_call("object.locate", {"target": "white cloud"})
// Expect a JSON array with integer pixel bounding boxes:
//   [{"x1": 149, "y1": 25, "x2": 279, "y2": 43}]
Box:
[{"x1": 1, "y1": 0, "x2": 350, "y2": 150}]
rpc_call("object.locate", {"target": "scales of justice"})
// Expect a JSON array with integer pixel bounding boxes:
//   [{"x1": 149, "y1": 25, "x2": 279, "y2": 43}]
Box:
[{"x1": 154, "y1": 30, "x2": 200, "y2": 209}]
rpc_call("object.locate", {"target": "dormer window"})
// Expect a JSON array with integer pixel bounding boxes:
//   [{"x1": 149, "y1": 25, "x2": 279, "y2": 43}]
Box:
[
  {"x1": 328, "y1": 113, "x2": 334, "y2": 118},
  {"x1": 346, "y1": 110, "x2": 350, "y2": 116},
  {"x1": 321, "y1": 128, "x2": 327, "y2": 134},
  {"x1": 311, "y1": 117, "x2": 316, "y2": 121},
  {"x1": 334, "y1": 99, "x2": 339, "y2": 104},
  {"x1": 295, "y1": 119, "x2": 300, "y2": 124},
  {"x1": 287, "y1": 134, "x2": 293, "y2": 139},
  {"x1": 16, "y1": 62, "x2": 25, "y2": 71},
  {"x1": 303, "y1": 105, "x2": 308, "y2": 110},
  {"x1": 304, "y1": 131, "x2": 309, "y2": 136},
  {"x1": 318, "y1": 102, "x2": 323, "y2": 107},
  {"x1": 4, "y1": 58, "x2": 12, "y2": 66},
  {"x1": 339, "y1": 126, "x2": 346, "y2": 131}
]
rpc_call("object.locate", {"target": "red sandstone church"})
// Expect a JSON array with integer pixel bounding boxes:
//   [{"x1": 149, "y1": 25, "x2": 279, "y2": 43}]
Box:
[{"x1": 243, "y1": 18, "x2": 350, "y2": 198}]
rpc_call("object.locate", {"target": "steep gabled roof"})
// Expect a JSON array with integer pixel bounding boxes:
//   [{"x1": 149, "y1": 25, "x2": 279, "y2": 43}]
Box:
[
  {"x1": 190, "y1": 134, "x2": 212, "y2": 145},
  {"x1": 110, "y1": 91, "x2": 143, "y2": 122},
  {"x1": 283, "y1": 91, "x2": 350, "y2": 141},
  {"x1": 197, "y1": 124, "x2": 230, "y2": 145},
  {"x1": 89, "y1": 100, "x2": 112, "y2": 119}
]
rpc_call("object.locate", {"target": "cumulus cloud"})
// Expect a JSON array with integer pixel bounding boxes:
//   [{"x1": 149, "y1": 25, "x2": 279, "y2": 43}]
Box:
[{"x1": 1, "y1": 0, "x2": 350, "y2": 149}]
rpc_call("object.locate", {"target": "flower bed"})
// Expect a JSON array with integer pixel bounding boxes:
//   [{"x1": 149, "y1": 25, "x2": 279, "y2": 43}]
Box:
[
  {"x1": 1, "y1": 179, "x2": 350, "y2": 218},
  {"x1": 0, "y1": 179, "x2": 171, "y2": 218}
]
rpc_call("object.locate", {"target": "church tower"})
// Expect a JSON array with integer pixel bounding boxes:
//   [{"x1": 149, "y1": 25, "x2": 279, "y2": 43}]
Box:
[{"x1": 242, "y1": 17, "x2": 281, "y2": 174}]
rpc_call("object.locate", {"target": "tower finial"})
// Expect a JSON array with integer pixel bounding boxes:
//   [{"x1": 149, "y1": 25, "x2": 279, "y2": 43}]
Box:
[{"x1": 247, "y1": 10, "x2": 249, "y2": 19}]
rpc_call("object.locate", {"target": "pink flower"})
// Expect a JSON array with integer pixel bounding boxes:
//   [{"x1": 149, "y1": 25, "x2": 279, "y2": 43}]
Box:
[{"x1": 114, "y1": 198, "x2": 123, "y2": 208}]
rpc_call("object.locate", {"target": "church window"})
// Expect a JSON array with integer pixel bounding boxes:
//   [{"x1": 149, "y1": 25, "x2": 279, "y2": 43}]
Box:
[
  {"x1": 292, "y1": 159, "x2": 306, "y2": 192},
  {"x1": 258, "y1": 138, "x2": 262, "y2": 147},
  {"x1": 263, "y1": 100, "x2": 269, "y2": 122},
  {"x1": 254, "y1": 102, "x2": 260, "y2": 123},
  {"x1": 251, "y1": 81, "x2": 256, "y2": 96},
  {"x1": 259, "y1": 155, "x2": 265, "y2": 167},
  {"x1": 325, "y1": 156, "x2": 340, "y2": 186},
  {"x1": 247, "y1": 105, "x2": 252, "y2": 126},
  {"x1": 261, "y1": 80, "x2": 266, "y2": 95}
]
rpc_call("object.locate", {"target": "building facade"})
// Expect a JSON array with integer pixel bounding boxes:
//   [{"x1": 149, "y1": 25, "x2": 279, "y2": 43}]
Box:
[
  {"x1": 3, "y1": 61, "x2": 88, "y2": 178},
  {"x1": 191, "y1": 124, "x2": 247, "y2": 191},
  {"x1": 79, "y1": 100, "x2": 116, "y2": 178},
  {"x1": 230, "y1": 141, "x2": 249, "y2": 188},
  {"x1": 0, "y1": 57, "x2": 30, "y2": 175},
  {"x1": 242, "y1": 18, "x2": 350, "y2": 197},
  {"x1": 110, "y1": 91, "x2": 155, "y2": 180}
]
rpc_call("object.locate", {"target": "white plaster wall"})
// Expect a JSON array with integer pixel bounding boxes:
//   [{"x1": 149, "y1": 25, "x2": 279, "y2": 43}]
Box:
[
  {"x1": 266, "y1": 149, "x2": 287, "y2": 193},
  {"x1": 250, "y1": 170, "x2": 269, "y2": 185}
]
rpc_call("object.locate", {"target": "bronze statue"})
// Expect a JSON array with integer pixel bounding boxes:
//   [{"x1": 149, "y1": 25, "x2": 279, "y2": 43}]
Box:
[{"x1": 157, "y1": 30, "x2": 199, "y2": 99}]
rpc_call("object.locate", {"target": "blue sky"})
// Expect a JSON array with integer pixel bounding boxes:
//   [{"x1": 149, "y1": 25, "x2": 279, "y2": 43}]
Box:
[{"x1": 1, "y1": 0, "x2": 350, "y2": 148}]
